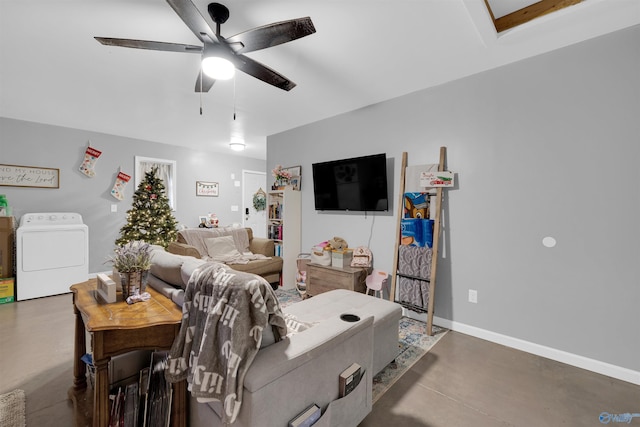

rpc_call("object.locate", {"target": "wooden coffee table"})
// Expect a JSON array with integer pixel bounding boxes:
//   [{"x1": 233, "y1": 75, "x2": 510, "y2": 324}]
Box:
[{"x1": 67, "y1": 279, "x2": 186, "y2": 427}]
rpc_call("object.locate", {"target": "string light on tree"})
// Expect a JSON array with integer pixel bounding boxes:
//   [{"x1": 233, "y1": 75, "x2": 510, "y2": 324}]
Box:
[{"x1": 115, "y1": 167, "x2": 178, "y2": 247}]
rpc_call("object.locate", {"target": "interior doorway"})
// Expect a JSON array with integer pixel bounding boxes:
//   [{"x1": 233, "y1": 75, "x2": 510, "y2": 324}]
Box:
[{"x1": 242, "y1": 170, "x2": 267, "y2": 238}]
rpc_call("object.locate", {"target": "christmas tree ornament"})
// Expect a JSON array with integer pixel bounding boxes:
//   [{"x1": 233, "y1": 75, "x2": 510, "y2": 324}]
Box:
[
  {"x1": 79, "y1": 145, "x2": 102, "y2": 177},
  {"x1": 111, "y1": 170, "x2": 131, "y2": 200}
]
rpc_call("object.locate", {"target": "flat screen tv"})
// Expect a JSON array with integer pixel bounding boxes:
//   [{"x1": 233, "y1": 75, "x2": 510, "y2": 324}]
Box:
[{"x1": 312, "y1": 153, "x2": 389, "y2": 211}]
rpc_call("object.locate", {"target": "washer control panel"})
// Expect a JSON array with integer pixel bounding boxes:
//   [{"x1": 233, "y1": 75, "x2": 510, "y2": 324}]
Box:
[{"x1": 19, "y1": 212, "x2": 84, "y2": 227}]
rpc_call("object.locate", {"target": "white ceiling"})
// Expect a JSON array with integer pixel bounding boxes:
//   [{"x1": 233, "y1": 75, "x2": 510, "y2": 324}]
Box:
[{"x1": 1, "y1": 0, "x2": 638, "y2": 160}]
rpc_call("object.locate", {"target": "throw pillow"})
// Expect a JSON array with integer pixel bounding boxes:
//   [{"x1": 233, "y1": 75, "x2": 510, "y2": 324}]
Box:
[{"x1": 204, "y1": 235, "x2": 242, "y2": 262}]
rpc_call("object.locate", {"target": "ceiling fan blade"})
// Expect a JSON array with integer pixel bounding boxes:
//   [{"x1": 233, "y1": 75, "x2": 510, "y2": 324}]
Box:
[
  {"x1": 225, "y1": 17, "x2": 316, "y2": 54},
  {"x1": 233, "y1": 54, "x2": 296, "y2": 91},
  {"x1": 95, "y1": 37, "x2": 202, "y2": 53},
  {"x1": 194, "y1": 70, "x2": 216, "y2": 93},
  {"x1": 165, "y1": 0, "x2": 216, "y2": 44}
]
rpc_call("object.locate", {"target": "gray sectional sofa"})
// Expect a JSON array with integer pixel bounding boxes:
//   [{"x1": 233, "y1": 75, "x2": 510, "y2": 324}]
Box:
[{"x1": 147, "y1": 247, "x2": 402, "y2": 427}]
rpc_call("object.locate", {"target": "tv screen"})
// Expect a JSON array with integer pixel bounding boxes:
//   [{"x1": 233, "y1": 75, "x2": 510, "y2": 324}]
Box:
[{"x1": 312, "y1": 153, "x2": 389, "y2": 211}]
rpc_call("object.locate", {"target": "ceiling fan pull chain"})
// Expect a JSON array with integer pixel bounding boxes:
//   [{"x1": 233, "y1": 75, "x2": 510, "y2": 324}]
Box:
[
  {"x1": 199, "y1": 71, "x2": 204, "y2": 115},
  {"x1": 233, "y1": 75, "x2": 237, "y2": 120}
]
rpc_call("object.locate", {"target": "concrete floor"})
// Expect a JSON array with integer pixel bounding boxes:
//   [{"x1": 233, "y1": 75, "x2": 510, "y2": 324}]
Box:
[
  {"x1": 1, "y1": 292, "x2": 638, "y2": 426},
  {"x1": 361, "y1": 331, "x2": 639, "y2": 426}
]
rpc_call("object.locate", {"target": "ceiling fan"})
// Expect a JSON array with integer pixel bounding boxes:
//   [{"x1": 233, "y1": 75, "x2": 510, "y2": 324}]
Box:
[{"x1": 95, "y1": 0, "x2": 315, "y2": 93}]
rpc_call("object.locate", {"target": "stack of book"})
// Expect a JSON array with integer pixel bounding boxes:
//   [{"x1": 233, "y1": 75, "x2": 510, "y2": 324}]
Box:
[
  {"x1": 268, "y1": 223, "x2": 284, "y2": 241},
  {"x1": 142, "y1": 352, "x2": 173, "y2": 427}
]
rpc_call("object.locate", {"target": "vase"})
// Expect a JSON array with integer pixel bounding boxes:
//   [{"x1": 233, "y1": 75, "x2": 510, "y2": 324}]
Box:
[
  {"x1": 275, "y1": 178, "x2": 289, "y2": 190},
  {"x1": 119, "y1": 270, "x2": 149, "y2": 299}
]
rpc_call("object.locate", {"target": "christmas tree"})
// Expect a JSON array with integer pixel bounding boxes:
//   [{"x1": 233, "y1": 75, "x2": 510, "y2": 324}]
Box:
[{"x1": 116, "y1": 167, "x2": 178, "y2": 248}]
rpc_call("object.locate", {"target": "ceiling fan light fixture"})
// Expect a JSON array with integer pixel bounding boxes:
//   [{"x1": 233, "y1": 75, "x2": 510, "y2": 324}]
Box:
[
  {"x1": 202, "y1": 56, "x2": 235, "y2": 80},
  {"x1": 229, "y1": 137, "x2": 246, "y2": 151}
]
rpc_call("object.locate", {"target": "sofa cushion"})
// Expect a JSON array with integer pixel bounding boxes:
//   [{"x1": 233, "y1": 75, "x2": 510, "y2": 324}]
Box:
[
  {"x1": 230, "y1": 257, "x2": 283, "y2": 277},
  {"x1": 149, "y1": 249, "x2": 186, "y2": 287}
]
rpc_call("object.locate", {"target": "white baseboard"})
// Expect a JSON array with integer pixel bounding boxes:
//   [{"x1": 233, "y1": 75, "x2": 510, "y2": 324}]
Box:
[{"x1": 433, "y1": 316, "x2": 640, "y2": 386}]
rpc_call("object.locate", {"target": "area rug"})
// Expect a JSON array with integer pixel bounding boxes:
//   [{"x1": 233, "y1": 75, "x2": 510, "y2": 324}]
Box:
[
  {"x1": 0, "y1": 389, "x2": 26, "y2": 427},
  {"x1": 275, "y1": 289, "x2": 447, "y2": 403}
]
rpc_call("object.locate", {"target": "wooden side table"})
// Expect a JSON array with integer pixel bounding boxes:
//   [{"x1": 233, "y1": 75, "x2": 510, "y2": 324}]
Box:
[
  {"x1": 306, "y1": 263, "x2": 370, "y2": 297},
  {"x1": 67, "y1": 279, "x2": 186, "y2": 427}
]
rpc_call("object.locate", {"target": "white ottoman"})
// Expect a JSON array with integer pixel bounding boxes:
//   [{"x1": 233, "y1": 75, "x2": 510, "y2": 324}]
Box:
[{"x1": 283, "y1": 289, "x2": 403, "y2": 374}]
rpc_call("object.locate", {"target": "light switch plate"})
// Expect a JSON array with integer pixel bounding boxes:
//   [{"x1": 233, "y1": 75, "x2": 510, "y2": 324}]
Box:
[{"x1": 468, "y1": 289, "x2": 478, "y2": 303}]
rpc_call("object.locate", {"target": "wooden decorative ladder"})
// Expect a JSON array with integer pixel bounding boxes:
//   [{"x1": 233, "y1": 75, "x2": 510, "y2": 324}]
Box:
[{"x1": 390, "y1": 147, "x2": 447, "y2": 336}]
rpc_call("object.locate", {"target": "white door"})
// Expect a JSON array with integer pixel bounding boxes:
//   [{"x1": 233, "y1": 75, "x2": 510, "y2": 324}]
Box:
[{"x1": 242, "y1": 170, "x2": 267, "y2": 238}]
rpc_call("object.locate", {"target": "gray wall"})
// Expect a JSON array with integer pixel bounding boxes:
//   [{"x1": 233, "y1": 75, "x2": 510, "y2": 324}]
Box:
[
  {"x1": 0, "y1": 118, "x2": 265, "y2": 272},
  {"x1": 267, "y1": 25, "x2": 640, "y2": 372}
]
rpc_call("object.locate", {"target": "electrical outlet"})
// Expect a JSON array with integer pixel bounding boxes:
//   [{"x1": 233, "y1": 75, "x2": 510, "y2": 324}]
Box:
[
  {"x1": 468, "y1": 289, "x2": 478, "y2": 304},
  {"x1": 110, "y1": 204, "x2": 117, "y2": 213}
]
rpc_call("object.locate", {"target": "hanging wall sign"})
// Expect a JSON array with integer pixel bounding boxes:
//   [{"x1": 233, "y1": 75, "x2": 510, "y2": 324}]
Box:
[
  {"x1": 420, "y1": 171, "x2": 454, "y2": 188},
  {"x1": 0, "y1": 164, "x2": 60, "y2": 188},
  {"x1": 196, "y1": 181, "x2": 219, "y2": 197}
]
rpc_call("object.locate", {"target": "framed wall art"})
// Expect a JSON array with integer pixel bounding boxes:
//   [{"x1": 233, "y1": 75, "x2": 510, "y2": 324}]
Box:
[
  {"x1": 284, "y1": 165, "x2": 301, "y2": 190},
  {"x1": 0, "y1": 164, "x2": 60, "y2": 188},
  {"x1": 196, "y1": 181, "x2": 219, "y2": 197}
]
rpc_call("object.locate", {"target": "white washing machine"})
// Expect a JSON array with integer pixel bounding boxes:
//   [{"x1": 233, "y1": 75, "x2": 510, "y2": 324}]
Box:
[{"x1": 16, "y1": 212, "x2": 89, "y2": 300}]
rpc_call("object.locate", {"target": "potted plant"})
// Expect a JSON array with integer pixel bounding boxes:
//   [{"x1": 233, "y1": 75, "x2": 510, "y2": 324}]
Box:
[{"x1": 108, "y1": 241, "x2": 152, "y2": 299}]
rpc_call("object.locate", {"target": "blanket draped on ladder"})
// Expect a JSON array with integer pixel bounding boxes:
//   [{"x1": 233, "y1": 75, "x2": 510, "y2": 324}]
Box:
[
  {"x1": 165, "y1": 262, "x2": 287, "y2": 424},
  {"x1": 396, "y1": 245, "x2": 433, "y2": 310}
]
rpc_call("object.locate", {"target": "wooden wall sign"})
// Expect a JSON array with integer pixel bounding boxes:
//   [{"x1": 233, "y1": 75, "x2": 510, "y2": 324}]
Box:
[
  {"x1": 196, "y1": 181, "x2": 219, "y2": 197},
  {"x1": 0, "y1": 164, "x2": 60, "y2": 188}
]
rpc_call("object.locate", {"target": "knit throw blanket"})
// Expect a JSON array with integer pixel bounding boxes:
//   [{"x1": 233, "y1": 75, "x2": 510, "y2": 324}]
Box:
[{"x1": 165, "y1": 262, "x2": 288, "y2": 424}]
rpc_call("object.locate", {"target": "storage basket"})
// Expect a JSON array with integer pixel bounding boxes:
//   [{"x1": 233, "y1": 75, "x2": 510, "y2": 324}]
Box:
[{"x1": 310, "y1": 245, "x2": 331, "y2": 266}]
